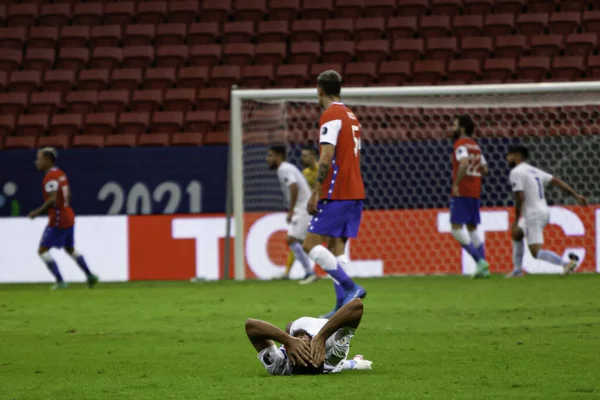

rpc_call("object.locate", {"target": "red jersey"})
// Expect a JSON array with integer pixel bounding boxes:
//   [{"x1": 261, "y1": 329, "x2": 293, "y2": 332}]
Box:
[
  {"x1": 42, "y1": 167, "x2": 75, "y2": 228},
  {"x1": 318, "y1": 102, "x2": 365, "y2": 200},
  {"x1": 451, "y1": 137, "x2": 485, "y2": 199}
]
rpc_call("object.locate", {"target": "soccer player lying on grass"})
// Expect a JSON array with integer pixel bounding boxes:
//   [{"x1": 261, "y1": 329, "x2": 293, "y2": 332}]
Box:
[{"x1": 245, "y1": 298, "x2": 372, "y2": 375}]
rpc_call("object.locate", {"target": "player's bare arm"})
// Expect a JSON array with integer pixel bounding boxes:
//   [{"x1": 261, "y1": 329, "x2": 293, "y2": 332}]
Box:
[
  {"x1": 308, "y1": 143, "x2": 334, "y2": 215},
  {"x1": 29, "y1": 191, "x2": 57, "y2": 219},
  {"x1": 245, "y1": 318, "x2": 313, "y2": 367},
  {"x1": 480, "y1": 163, "x2": 489, "y2": 176},
  {"x1": 550, "y1": 177, "x2": 588, "y2": 206},
  {"x1": 311, "y1": 298, "x2": 364, "y2": 366},
  {"x1": 453, "y1": 158, "x2": 469, "y2": 197},
  {"x1": 287, "y1": 183, "x2": 299, "y2": 223}
]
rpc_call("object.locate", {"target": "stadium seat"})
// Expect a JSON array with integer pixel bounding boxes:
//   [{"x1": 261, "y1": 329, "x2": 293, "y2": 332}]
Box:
[
  {"x1": 0, "y1": 71, "x2": 5, "y2": 91},
  {"x1": 38, "y1": 135, "x2": 71, "y2": 149},
  {"x1": 23, "y1": 49, "x2": 55, "y2": 74},
  {"x1": 289, "y1": 42, "x2": 321, "y2": 65},
  {"x1": 197, "y1": 88, "x2": 229, "y2": 112},
  {"x1": 336, "y1": 0, "x2": 364, "y2": 19},
  {"x1": 483, "y1": 58, "x2": 515, "y2": 82},
  {"x1": 413, "y1": 60, "x2": 446, "y2": 85},
  {"x1": 430, "y1": 0, "x2": 461, "y2": 16},
  {"x1": 163, "y1": 88, "x2": 196, "y2": 111},
  {"x1": 364, "y1": 0, "x2": 397, "y2": 18},
  {"x1": 152, "y1": 111, "x2": 183, "y2": 133},
  {"x1": 188, "y1": 23, "x2": 221, "y2": 45},
  {"x1": 78, "y1": 69, "x2": 110, "y2": 91},
  {"x1": 517, "y1": 56, "x2": 551, "y2": 81},
  {"x1": 123, "y1": 46, "x2": 154, "y2": 69},
  {"x1": 66, "y1": 91, "x2": 98, "y2": 114},
  {"x1": 7, "y1": 3, "x2": 38, "y2": 28},
  {"x1": 530, "y1": 35, "x2": 564, "y2": 57},
  {"x1": 138, "y1": 133, "x2": 170, "y2": 147},
  {"x1": 275, "y1": 64, "x2": 308, "y2": 87},
  {"x1": 565, "y1": 33, "x2": 597, "y2": 58},
  {"x1": 0, "y1": 27, "x2": 25, "y2": 49},
  {"x1": 72, "y1": 134, "x2": 104, "y2": 148},
  {"x1": 124, "y1": 24, "x2": 156, "y2": 47},
  {"x1": 103, "y1": 2, "x2": 135, "y2": 27},
  {"x1": 136, "y1": 1, "x2": 167, "y2": 25},
  {"x1": 168, "y1": 0, "x2": 200, "y2": 24},
  {"x1": 256, "y1": 20, "x2": 289, "y2": 44},
  {"x1": 483, "y1": 14, "x2": 515, "y2": 37},
  {"x1": 420, "y1": 16, "x2": 451, "y2": 39},
  {"x1": 172, "y1": 132, "x2": 204, "y2": 146},
  {"x1": 355, "y1": 18, "x2": 385, "y2": 41},
  {"x1": 233, "y1": 0, "x2": 267, "y2": 23},
  {"x1": 344, "y1": 62, "x2": 377, "y2": 86},
  {"x1": 57, "y1": 48, "x2": 90, "y2": 74},
  {"x1": 561, "y1": 0, "x2": 587, "y2": 12},
  {"x1": 111, "y1": 68, "x2": 143, "y2": 90},
  {"x1": 28, "y1": 27, "x2": 59, "y2": 49},
  {"x1": 516, "y1": 13, "x2": 549, "y2": 36},
  {"x1": 310, "y1": 63, "x2": 343, "y2": 82},
  {"x1": 425, "y1": 37, "x2": 457, "y2": 63},
  {"x1": 222, "y1": 43, "x2": 254, "y2": 66},
  {"x1": 301, "y1": 0, "x2": 332, "y2": 19},
  {"x1": 199, "y1": 0, "x2": 231, "y2": 24},
  {"x1": 90, "y1": 47, "x2": 122, "y2": 71},
  {"x1": 528, "y1": 0, "x2": 556, "y2": 13},
  {"x1": 203, "y1": 131, "x2": 229, "y2": 145},
  {"x1": 387, "y1": 17, "x2": 418, "y2": 40},
  {"x1": 222, "y1": 21, "x2": 255, "y2": 44},
  {"x1": 323, "y1": 19, "x2": 354, "y2": 41},
  {"x1": 90, "y1": 25, "x2": 122, "y2": 49},
  {"x1": 463, "y1": 0, "x2": 493, "y2": 15},
  {"x1": 453, "y1": 15, "x2": 483, "y2": 39},
  {"x1": 0, "y1": 49, "x2": 22, "y2": 73},
  {"x1": 323, "y1": 41, "x2": 354, "y2": 64},
  {"x1": 4, "y1": 136, "x2": 37, "y2": 149},
  {"x1": 50, "y1": 114, "x2": 82, "y2": 137},
  {"x1": 188, "y1": 44, "x2": 222, "y2": 67},
  {"x1": 210, "y1": 66, "x2": 241, "y2": 88},
  {"x1": 0, "y1": 92, "x2": 27, "y2": 115},
  {"x1": 447, "y1": 59, "x2": 481, "y2": 84},
  {"x1": 549, "y1": 12, "x2": 581, "y2": 36},
  {"x1": 97, "y1": 90, "x2": 130, "y2": 113},
  {"x1": 177, "y1": 66, "x2": 210, "y2": 89},
  {"x1": 0, "y1": 115, "x2": 15, "y2": 138},
  {"x1": 16, "y1": 114, "x2": 48, "y2": 137},
  {"x1": 59, "y1": 26, "x2": 90, "y2": 48},
  {"x1": 117, "y1": 112, "x2": 149, "y2": 134},
  {"x1": 105, "y1": 134, "x2": 137, "y2": 148},
  {"x1": 241, "y1": 65, "x2": 273, "y2": 88},
  {"x1": 72, "y1": 3, "x2": 103, "y2": 27},
  {"x1": 291, "y1": 19, "x2": 323, "y2": 43},
  {"x1": 215, "y1": 110, "x2": 230, "y2": 131},
  {"x1": 184, "y1": 111, "x2": 216, "y2": 133},
  {"x1": 29, "y1": 92, "x2": 61, "y2": 115},
  {"x1": 586, "y1": 55, "x2": 600, "y2": 79},
  {"x1": 391, "y1": 39, "x2": 424, "y2": 63},
  {"x1": 494, "y1": 0, "x2": 525, "y2": 14},
  {"x1": 551, "y1": 56, "x2": 584, "y2": 81},
  {"x1": 356, "y1": 40, "x2": 389, "y2": 63},
  {"x1": 43, "y1": 69, "x2": 75, "y2": 96},
  {"x1": 494, "y1": 35, "x2": 527, "y2": 59},
  {"x1": 144, "y1": 67, "x2": 176, "y2": 90},
  {"x1": 156, "y1": 45, "x2": 188, "y2": 68},
  {"x1": 9, "y1": 70, "x2": 41, "y2": 94},
  {"x1": 39, "y1": 3, "x2": 71, "y2": 28},
  {"x1": 377, "y1": 60, "x2": 412, "y2": 84},
  {"x1": 269, "y1": 0, "x2": 300, "y2": 21},
  {"x1": 582, "y1": 10, "x2": 600, "y2": 33},
  {"x1": 156, "y1": 23, "x2": 187, "y2": 46},
  {"x1": 130, "y1": 89, "x2": 163, "y2": 112},
  {"x1": 255, "y1": 43, "x2": 287, "y2": 66}
]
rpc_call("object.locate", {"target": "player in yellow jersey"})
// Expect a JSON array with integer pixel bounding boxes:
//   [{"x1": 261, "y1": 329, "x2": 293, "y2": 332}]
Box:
[{"x1": 283, "y1": 146, "x2": 319, "y2": 282}]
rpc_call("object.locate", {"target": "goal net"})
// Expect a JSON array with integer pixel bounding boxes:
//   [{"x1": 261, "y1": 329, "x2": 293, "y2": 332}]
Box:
[{"x1": 229, "y1": 83, "x2": 599, "y2": 280}]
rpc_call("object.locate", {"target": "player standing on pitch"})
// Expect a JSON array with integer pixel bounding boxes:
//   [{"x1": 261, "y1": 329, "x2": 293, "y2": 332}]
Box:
[
  {"x1": 302, "y1": 70, "x2": 366, "y2": 318},
  {"x1": 28, "y1": 148, "x2": 99, "y2": 289},
  {"x1": 449, "y1": 115, "x2": 491, "y2": 278},
  {"x1": 505, "y1": 144, "x2": 587, "y2": 277}
]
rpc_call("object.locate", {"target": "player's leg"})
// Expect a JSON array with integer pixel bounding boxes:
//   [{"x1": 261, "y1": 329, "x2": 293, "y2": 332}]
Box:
[
  {"x1": 287, "y1": 213, "x2": 317, "y2": 284},
  {"x1": 506, "y1": 221, "x2": 525, "y2": 278},
  {"x1": 38, "y1": 226, "x2": 67, "y2": 289},
  {"x1": 63, "y1": 226, "x2": 99, "y2": 287},
  {"x1": 450, "y1": 198, "x2": 483, "y2": 264},
  {"x1": 283, "y1": 251, "x2": 295, "y2": 279},
  {"x1": 318, "y1": 237, "x2": 349, "y2": 318},
  {"x1": 526, "y1": 215, "x2": 579, "y2": 275}
]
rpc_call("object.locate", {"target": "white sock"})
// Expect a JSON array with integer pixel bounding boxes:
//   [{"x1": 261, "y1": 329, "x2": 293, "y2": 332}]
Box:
[
  {"x1": 40, "y1": 251, "x2": 54, "y2": 263},
  {"x1": 289, "y1": 242, "x2": 312, "y2": 275},
  {"x1": 451, "y1": 229, "x2": 470, "y2": 246},
  {"x1": 537, "y1": 249, "x2": 568, "y2": 267},
  {"x1": 68, "y1": 250, "x2": 82, "y2": 260},
  {"x1": 336, "y1": 254, "x2": 349, "y2": 267},
  {"x1": 513, "y1": 240, "x2": 524, "y2": 271},
  {"x1": 469, "y1": 231, "x2": 482, "y2": 248},
  {"x1": 341, "y1": 360, "x2": 357, "y2": 370},
  {"x1": 308, "y1": 245, "x2": 337, "y2": 271}
]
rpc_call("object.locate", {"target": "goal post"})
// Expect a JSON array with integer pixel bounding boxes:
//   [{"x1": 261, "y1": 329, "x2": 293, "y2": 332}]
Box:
[{"x1": 229, "y1": 82, "x2": 600, "y2": 280}]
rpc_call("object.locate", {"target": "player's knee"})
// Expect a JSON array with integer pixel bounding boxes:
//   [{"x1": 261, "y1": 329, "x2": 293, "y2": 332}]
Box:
[
  {"x1": 529, "y1": 246, "x2": 541, "y2": 258},
  {"x1": 65, "y1": 247, "x2": 75, "y2": 255},
  {"x1": 286, "y1": 236, "x2": 297, "y2": 246},
  {"x1": 512, "y1": 229, "x2": 524, "y2": 242},
  {"x1": 38, "y1": 247, "x2": 49, "y2": 256}
]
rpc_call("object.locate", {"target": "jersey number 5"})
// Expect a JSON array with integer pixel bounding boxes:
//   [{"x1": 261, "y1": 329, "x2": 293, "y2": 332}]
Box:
[
  {"x1": 351, "y1": 125, "x2": 360, "y2": 157},
  {"x1": 466, "y1": 154, "x2": 481, "y2": 177}
]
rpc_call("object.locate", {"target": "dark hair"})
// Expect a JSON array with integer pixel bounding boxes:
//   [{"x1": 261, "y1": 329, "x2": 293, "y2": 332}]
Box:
[
  {"x1": 39, "y1": 147, "x2": 57, "y2": 163},
  {"x1": 317, "y1": 70, "x2": 342, "y2": 97},
  {"x1": 291, "y1": 363, "x2": 325, "y2": 376},
  {"x1": 456, "y1": 115, "x2": 475, "y2": 136},
  {"x1": 301, "y1": 145, "x2": 318, "y2": 158},
  {"x1": 507, "y1": 144, "x2": 529, "y2": 159},
  {"x1": 269, "y1": 144, "x2": 287, "y2": 159}
]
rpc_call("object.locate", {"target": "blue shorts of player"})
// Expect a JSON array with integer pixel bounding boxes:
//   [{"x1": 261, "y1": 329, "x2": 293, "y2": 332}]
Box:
[
  {"x1": 40, "y1": 226, "x2": 74, "y2": 248},
  {"x1": 308, "y1": 200, "x2": 363, "y2": 238},
  {"x1": 450, "y1": 197, "x2": 481, "y2": 226}
]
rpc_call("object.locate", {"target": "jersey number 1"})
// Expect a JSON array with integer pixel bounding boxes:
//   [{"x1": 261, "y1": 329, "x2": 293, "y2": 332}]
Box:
[{"x1": 351, "y1": 125, "x2": 360, "y2": 157}]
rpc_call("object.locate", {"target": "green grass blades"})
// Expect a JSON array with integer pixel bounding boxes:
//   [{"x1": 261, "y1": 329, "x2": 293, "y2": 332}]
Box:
[{"x1": 1, "y1": 276, "x2": 600, "y2": 399}]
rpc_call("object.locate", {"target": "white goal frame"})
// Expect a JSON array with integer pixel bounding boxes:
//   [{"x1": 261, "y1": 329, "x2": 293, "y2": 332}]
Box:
[{"x1": 228, "y1": 81, "x2": 600, "y2": 280}]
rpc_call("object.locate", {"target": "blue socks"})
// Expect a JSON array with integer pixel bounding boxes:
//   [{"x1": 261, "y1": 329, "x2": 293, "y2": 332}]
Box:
[
  {"x1": 75, "y1": 255, "x2": 92, "y2": 277},
  {"x1": 462, "y1": 243, "x2": 482, "y2": 263},
  {"x1": 45, "y1": 260, "x2": 64, "y2": 283},
  {"x1": 334, "y1": 282, "x2": 345, "y2": 308},
  {"x1": 327, "y1": 264, "x2": 355, "y2": 291},
  {"x1": 477, "y1": 244, "x2": 486, "y2": 260}
]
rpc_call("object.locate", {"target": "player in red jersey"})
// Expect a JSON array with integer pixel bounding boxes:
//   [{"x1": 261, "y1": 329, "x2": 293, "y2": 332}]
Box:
[
  {"x1": 302, "y1": 70, "x2": 366, "y2": 318},
  {"x1": 28, "y1": 148, "x2": 98, "y2": 289},
  {"x1": 450, "y1": 115, "x2": 491, "y2": 278}
]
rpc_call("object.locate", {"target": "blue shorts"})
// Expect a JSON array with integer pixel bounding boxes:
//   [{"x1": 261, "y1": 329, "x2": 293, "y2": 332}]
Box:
[
  {"x1": 308, "y1": 200, "x2": 363, "y2": 238},
  {"x1": 40, "y1": 226, "x2": 74, "y2": 249},
  {"x1": 450, "y1": 197, "x2": 481, "y2": 226}
]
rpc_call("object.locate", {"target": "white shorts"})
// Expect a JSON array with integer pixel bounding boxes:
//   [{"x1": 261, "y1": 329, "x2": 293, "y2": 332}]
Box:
[
  {"x1": 518, "y1": 211, "x2": 549, "y2": 245},
  {"x1": 288, "y1": 213, "x2": 311, "y2": 241}
]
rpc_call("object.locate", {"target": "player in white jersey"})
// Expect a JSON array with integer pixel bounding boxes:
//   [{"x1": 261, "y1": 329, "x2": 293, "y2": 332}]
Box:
[
  {"x1": 267, "y1": 145, "x2": 317, "y2": 284},
  {"x1": 506, "y1": 145, "x2": 588, "y2": 277},
  {"x1": 245, "y1": 298, "x2": 372, "y2": 375}
]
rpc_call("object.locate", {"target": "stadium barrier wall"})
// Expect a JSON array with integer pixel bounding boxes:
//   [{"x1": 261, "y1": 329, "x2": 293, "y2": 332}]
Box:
[{"x1": 1, "y1": 205, "x2": 597, "y2": 283}]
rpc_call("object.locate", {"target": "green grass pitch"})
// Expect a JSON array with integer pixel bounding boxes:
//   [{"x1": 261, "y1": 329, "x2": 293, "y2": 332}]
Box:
[{"x1": 1, "y1": 275, "x2": 599, "y2": 399}]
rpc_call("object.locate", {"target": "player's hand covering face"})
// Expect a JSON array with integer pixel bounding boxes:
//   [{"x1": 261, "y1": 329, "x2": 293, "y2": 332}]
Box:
[
  {"x1": 310, "y1": 336, "x2": 327, "y2": 367},
  {"x1": 286, "y1": 336, "x2": 313, "y2": 367}
]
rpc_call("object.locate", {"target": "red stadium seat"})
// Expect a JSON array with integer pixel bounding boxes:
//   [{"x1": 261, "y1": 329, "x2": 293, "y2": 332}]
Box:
[
  {"x1": 199, "y1": 0, "x2": 231, "y2": 24},
  {"x1": 78, "y1": 69, "x2": 110, "y2": 91},
  {"x1": 241, "y1": 65, "x2": 273, "y2": 88},
  {"x1": 138, "y1": 133, "x2": 170, "y2": 147},
  {"x1": 105, "y1": 134, "x2": 137, "y2": 148},
  {"x1": 483, "y1": 14, "x2": 515, "y2": 37},
  {"x1": 463, "y1": 0, "x2": 492, "y2": 15},
  {"x1": 425, "y1": 37, "x2": 457, "y2": 62},
  {"x1": 0, "y1": 115, "x2": 15, "y2": 138},
  {"x1": 188, "y1": 23, "x2": 221, "y2": 45},
  {"x1": 0, "y1": 71, "x2": 6, "y2": 92},
  {"x1": 565, "y1": 33, "x2": 597, "y2": 58},
  {"x1": 197, "y1": 88, "x2": 229, "y2": 112},
  {"x1": 43, "y1": 69, "x2": 75, "y2": 96},
  {"x1": 483, "y1": 59, "x2": 516, "y2": 82},
  {"x1": 549, "y1": 12, "x2": 581, "y2": 36},
  {"x1": 72, "y1": 3, "x2": 103, "y2": 27},
  {"x1": 453, "y1": 15, "x2": 483, "y2": 40},
  {"x1": 177, "y1": 67, "x2": 210, "y2": 89},
  {"x1": 123, "y1": 46, "x2": 154, "y2": 69},
  {"x1": 124, "y1": 24, "x2": 156, "y2": 47},
  {"x1": 72, "y1": 134, "x2": 104, "y2": 149},
  {"x1": 130, "y1": 89, "x2": 163, "y2": 113},
  {"x1": 255, "y1": 43, "x2": 287, "y2": 66},
  {"x1": 448, "y1": 59, "x2": 481, "y2": 83},
  {"x1": 184, "y1": 111, "x2": 216, "y2": 133},
  {"x1": 188, "y1": 44, "x2": 222, "y2": 67},
  {"x1": 413, "y1": 60, "x2": 446, "y2": 85},
  {"x1": 59, "y1": 26, "x2": 90, "y2": 48},
  {"x1": 103, "y1": 2, "x2": 135, "y2": 27},
  {"x1": 356, "y1": 40, "x2": 389, "y2": 64},
  {"x1": 163, "y1": 88, "x2": 196, "y2": 111},
  {"x1": 172, "y1": 132, "x2": 204, "y2": 146},
  {"x1": 494, "y1": 0, "x2": 525, "y2": 14},
  {"x1": 388, "y1": 17, "x2": 418, "y2": 40},
  {"x1": 16, "y1": 114, "x2": 48, "y2": 137},
  {"x1": 275, "y1": 64, "x2": 308, "y2": 87},
  {"x1": 111, "y1": 68, "x2": 143, "y2": 90},
  {"x1": 136, "y1": 1, "x2": 167, "y2": 25},
  {"x1": 23, "y1": 48, "x2": 55, "y2": 74},
  {"x1": 268, "y1": 0, "x2": 299, "y2": 21},
  {"x1": 38, "y1": 135, "x2": 70, "y2": 149},
  {"x1": 586, "y1": 55, "x2": 600, "y2": 79},
  {"x1": 204, "y1": 131, "x2": 229, "y2": 145},
  {"x1": 215, "y1": 110, "x2": 230, "y2": 131},
  {"x1": 420, "y1": 16, "x2": 451, "y2": 39},
  {"x1": 431, "y1": 0, "x2": 461, "y2": 16},
  {"x1": 29, "y1": 92, "x2": 61, "y2": 115},
  {"x1": 222, "y1": 21, "x2": 255, "y2": 44},
  {"x1": 155, "y1": 45, "x2": 188, "y2": 68},
  {"x1": 57, "y1": 48, "x2": 90, "y2": 74},
  {"x1": 391, "y1": 39, "x2": 424, "y2": 63},
  {"x1": 28, "y1": 27, "x2": 59, "y2": 49},
  {"x1": 364, "y1": 0, "x2": 397, "y2": 18},
  {"x1": 66, "y1": 91, "x2": 98, "y2": 114},
  {"x1": 7, "y1": 3, "x2": 38, "y2": 28},
  {"x1": 516, "y1": 13, "x2": 549, "y2": 36},
  {"x1": 50, "y1": 114, "x2": 83, "y2": 137},
  {"x1": 210, "y1": 65, "x2": 241, "y2": 88},
  {"x1": 0, "y1": 49, "x2": 21, "y2": 73},
  {"x1": 561, "y1": 0, "x2": 587, "y2": 12},
  {"x1": 9, "y1": 70, "x2": 41, "y2": 94},
  {"x1": 90, "y1": 25, "x2": 122, "y2": 49},
  {"x1": 97, "y1": 90, "x2": 130, "y2": 113},
  {"x1": 582, "y1": 10, "x2": 600, "y2": 33},
  {"x1": 144, "y1": 67, "x2": 176, "y2": 90},
  {"x1": 117, "y1": 112, "x2": 149, "y2": 134},
  {"x1": 90, "y1": 47, "x2": 122, "y2": 71},
  {"x1": 495, "y1": 35, "x2": 527, "y2": 59},
  {"x1": 530, "y1": 35, "x2": 563, "y2": 57},
  {"x1": 517, "y1": 56, "x2": 551, "y2": 81},
  {"x1": 257, "y1": 20, "x2": 289, "y2": 44},
  {"x1": 4, "y1": 136, "x2": 37, "y2": 149},
  {"x1": 355, "y1": 18, "x2": 385, "y2": 41},
  {"x1": 0, "y1": 92, "x2": 27, "y2": 115},
  {"x1": 336, "y1": 0, "x2": 364, "y2": 19},
  {"x1": 291, "y1": 19, "x2": 323, "y2": 43},
  {"x1": 301, "y1": 0, "x2": 332, "y2": 20},
  {"x1": 323, "y1": 41, "x2": 354, "y2": 64},
  {"x1": 39, "y1": 3, "x2": 71, "y2": 28},
  {"x1": 528, "y1": 0, "x2": 556, "y2": 13},
  {"x1": 323, "y1": 19, "x2": 354, "y2": 41},
  {"x1": 233, "y1": 0, "x2": 266, "y2": 23},
  {"x1": 152, "y1": 111, "x2": 183, "y2": 133},
  {"x1": 156, "y1": 23, "x2": 187, "y2": 46},
  {"x1": 0, "y1": 27, "x2": 26, "y2": 49},
  {"x1": 551, "y1": 56, "x2": 584, "y2": 81},
  {"x1": 344, "y1": 62, "x2": 377, "y2": 86},
  {"x1": 222, "y1": 43, "x2": 254, "y2": 66},
  {"x1": 168, "y1": 0, "x2": 200, "y2": 24},
  {"x1": 310, "y1": 63, "x2": 343, "y2": 81},
  {"x1": 379, "y1": 61, "x2": 412, "y2": 85}
]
